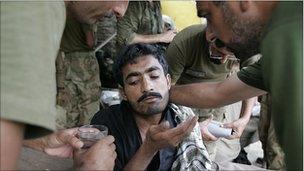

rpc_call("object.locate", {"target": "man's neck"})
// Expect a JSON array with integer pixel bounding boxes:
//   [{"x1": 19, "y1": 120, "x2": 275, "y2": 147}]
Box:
[{"x1": 134, "y1": 112, "x2": 162, "y2": 142}]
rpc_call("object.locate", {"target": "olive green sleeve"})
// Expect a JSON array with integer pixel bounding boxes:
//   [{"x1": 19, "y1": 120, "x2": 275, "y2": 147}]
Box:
[
  {"x1": 117, "y1": 2, "x2": 141, "y2": 48},
  {"x1": 165, "y1": 40, "x2": 187, "y2": 84},
  {"x1": 237, "y1": 60, "x2": 266, "y2": 91}
]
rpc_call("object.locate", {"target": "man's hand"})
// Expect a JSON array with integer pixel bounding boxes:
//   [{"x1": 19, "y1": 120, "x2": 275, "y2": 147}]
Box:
[
  {"x1": 222, "y1": 117, "x2": 250, "y2": 139},
  {"x1": 23, "y1": 128, "x2": 83, "y2": 158},
  {"x1": 199, "y1": 117, "x2": 218, "y2": 142},
  {"x1": 158, "y1": 30, "x2": 176, "y2": 43},
  {"x1": 73, "y1": 135, "x2": 117, "y2": 170},
  {"x1": 145, "y1": 116, "x2": 198, "y2": 152}
]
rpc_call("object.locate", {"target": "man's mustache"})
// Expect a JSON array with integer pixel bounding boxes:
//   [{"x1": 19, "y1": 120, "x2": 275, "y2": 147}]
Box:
[{"x1": 137, "y1": 92, "x2": 162, "y2": 103}]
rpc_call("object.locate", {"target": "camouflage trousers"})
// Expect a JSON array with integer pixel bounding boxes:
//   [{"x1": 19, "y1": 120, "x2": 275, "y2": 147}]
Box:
[
  {"x1": 193, "y1": 101, "x2": 242, "y2": 162},
  {"x1": 55, "y1": 51, "x2": 101, "y2": 129},
  {"x1": 259, "y1": 95, "x2": 285, "y2": 170}
]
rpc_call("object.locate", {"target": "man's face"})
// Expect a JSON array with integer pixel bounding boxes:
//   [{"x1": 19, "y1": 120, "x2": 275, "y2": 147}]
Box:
[
  {"x1": 68, "y1": 1, "x2": 128, "y2": 24},
  {"x1": 121, "y1": 55, "x2": 171, "y2": 116},
  {"x1": 197, "y1": 1, "x2": 264, "y2": 59}
]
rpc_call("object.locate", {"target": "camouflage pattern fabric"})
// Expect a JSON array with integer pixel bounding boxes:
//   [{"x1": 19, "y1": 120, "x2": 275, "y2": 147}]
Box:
[
  {"x1": 259, "y1": 95, "x2": 286, "y2": 170},
  {"x1": 56, "y1": 51, "x2": 101, "y2": 129},
  {"x1": 117, "y1": 1, "x2": 163, "y2": 49}
]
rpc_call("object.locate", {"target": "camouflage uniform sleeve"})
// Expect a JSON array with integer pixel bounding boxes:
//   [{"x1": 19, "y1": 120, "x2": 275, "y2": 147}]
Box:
[
  {"x1": 117, "y1": 2, "x2": 141, "y2": 48},
  {"x1": 165, "y1": 39, "x2": 187, "y2": 84}
]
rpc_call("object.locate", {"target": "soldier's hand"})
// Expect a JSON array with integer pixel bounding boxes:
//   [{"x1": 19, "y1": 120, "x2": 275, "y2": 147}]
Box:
[
  {"x1": 199, "y1": 117, "x2": 218, "y2": 142},
  {"x1": 73, "y1": 135, "x2": 117, "y2": 170},
  {"x1": 144, "y1": 116, "x2": 198, "y2": 152},
  {"x1": 222, "y1": 117, "x2": 249, "y2": 139},
  {"x1": 23, "y1": 128, "x2": 84, "y2": 158},
  {"x1": 159, "y1": 30, "x2": 176, "y2": 43}
]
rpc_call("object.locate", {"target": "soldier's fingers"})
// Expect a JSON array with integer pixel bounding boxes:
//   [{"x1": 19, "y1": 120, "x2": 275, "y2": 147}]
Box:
[
  {"x1": 57, "y1": 130, "x2": 83, "y2": 149},
  {"x1": 202, "y1": 130, "x2": 218, "y2": 141}
]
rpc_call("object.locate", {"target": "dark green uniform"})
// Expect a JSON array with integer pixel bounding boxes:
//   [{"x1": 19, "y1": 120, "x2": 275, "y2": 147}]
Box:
[
  {"x1": 117, "y1": 1, "x2": 163, "y2": 48},
  {"x1": 56, "y1": 18, "x2": 101, "y2": 128},
  {"x1": 237, "y1": 2, "x2": 303, "y2": 170}
]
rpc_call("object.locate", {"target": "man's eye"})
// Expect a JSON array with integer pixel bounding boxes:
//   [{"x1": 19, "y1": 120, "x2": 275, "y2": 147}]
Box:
[
  {"x1": 128, "y1": 80, "x2": 138, "y2": 86},
  {"x1": 150, "y1": 75, "x2": 159, "y2": 79}
]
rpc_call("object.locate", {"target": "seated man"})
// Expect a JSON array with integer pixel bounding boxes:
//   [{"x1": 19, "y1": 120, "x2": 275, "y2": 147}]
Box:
[{"x1": 91, "y1": 43, "x2": 212, "y2": 170}]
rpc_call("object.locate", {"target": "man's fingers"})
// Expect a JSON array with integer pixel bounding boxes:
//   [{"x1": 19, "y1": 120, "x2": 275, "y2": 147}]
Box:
[
  {"x1": 97, "y1": 135, "x2": 115, "y2": 145},
  {"x1": 151, "y1": 121, "x2": 170, "y2": 133},
  {"x1": 166, "y1": 116, "x2": 197, "y2": 139}
]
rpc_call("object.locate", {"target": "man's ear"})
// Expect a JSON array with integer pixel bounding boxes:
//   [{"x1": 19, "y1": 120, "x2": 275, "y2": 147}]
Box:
[
  {"x1": 166, "y1": 74, "x2": 172, "y2": 90},
  {"x1": 118, "y1": 85, "x2": 127, "y2": 101}
]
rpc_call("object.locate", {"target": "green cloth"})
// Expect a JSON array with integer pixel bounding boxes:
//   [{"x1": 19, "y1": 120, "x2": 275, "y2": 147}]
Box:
[
  {"x1": 1, "y1": 2, "x2": 66, "y2": 138},
  {"x1": 237, "y1": 2, "x2": 303, "y2": 170},
  {"x1": 165, "y1": 24, "x2": 238, "y2": 84},
  {"x1": 117, "y1": 1, "x2": 163, "y2": 48},
  {"x1": 60, "y1": 18, "x2": 92, "y2": 53}
]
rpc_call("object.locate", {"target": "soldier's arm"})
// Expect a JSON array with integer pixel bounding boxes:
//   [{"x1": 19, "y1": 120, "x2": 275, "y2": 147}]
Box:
[
  {"x1": 170, "y1": 74, "x2": 266, "y2": 108},
  {"x1": 130, "y1": 30, "x2": 176, "y2": 44},
  {"x1": 0, "y1": 119, "x2": 25, "y2": 170}
]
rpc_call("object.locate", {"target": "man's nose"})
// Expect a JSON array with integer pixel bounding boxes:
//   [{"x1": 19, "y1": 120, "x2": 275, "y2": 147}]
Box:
[
  {"x1": 141, "y1": 77, "x2": 153, "y2": 93},
  {"x1": 113, "y1": 1, "x2": 129, "y2": 18}
]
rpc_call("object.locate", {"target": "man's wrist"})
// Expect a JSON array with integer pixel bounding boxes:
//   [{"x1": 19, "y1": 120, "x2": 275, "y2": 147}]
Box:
[{"x1": 142, "y1": 141, "x2": 158, "y2": 157}]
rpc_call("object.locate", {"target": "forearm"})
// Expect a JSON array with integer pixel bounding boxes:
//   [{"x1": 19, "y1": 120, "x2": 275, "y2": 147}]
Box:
[
  {"x1": 23, "y1": 137, "x2": 45, "y2": 151},
  {"x1": 170, "y1": 74, "x2": 266, "y2": 109},
  {"x1": 123, "y1": 142, "x2": 157, "y2": 170},
  {"x1": 1, "y1": 119, "x2": 25, "y2": 170},
  {"x1": 170, "y1": 82, "x2": 227, "y2": 108},
  {"x1": 130, "y1": 33, "x2": 162, "y2": 44},
  {"x1": 239, "y1": 97, "x2": 257, "y2": 121}
]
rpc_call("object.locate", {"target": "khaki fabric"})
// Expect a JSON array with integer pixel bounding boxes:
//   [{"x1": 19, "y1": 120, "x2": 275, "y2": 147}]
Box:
[
  {"x1": 1, "y1": 2, "x2": 66, "y2": 137},
  {"x1": 56, "y1": 51, "x2": 101, "y2": 129}
]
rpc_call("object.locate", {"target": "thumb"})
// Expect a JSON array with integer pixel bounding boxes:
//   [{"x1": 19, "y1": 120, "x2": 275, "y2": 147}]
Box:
[{"x1": 222, "y1": 122, "x2": 234, "y2": 129}]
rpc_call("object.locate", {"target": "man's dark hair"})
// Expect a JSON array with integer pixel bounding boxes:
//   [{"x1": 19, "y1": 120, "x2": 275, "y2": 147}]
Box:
[{"x1": 113, "y1": 43, "x2": 169, "y2": 87}]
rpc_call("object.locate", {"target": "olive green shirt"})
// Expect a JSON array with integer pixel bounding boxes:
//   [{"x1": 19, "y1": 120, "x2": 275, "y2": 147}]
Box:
[
  {"x1": 60, "y1": 18, "x2": 92, "y2": 53},
  {"x1": 237, "y1": 2, "x2": 303, "y2": 170},
  {"x1": 117, "y1": 1, "x2": 163, "y2": 48},
  {"x1": 1, "y1": 2, "x2": 66, "y2": 138},
  {"x1": 166, "y1": 24, "x2": 238, "y2": 85}
]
